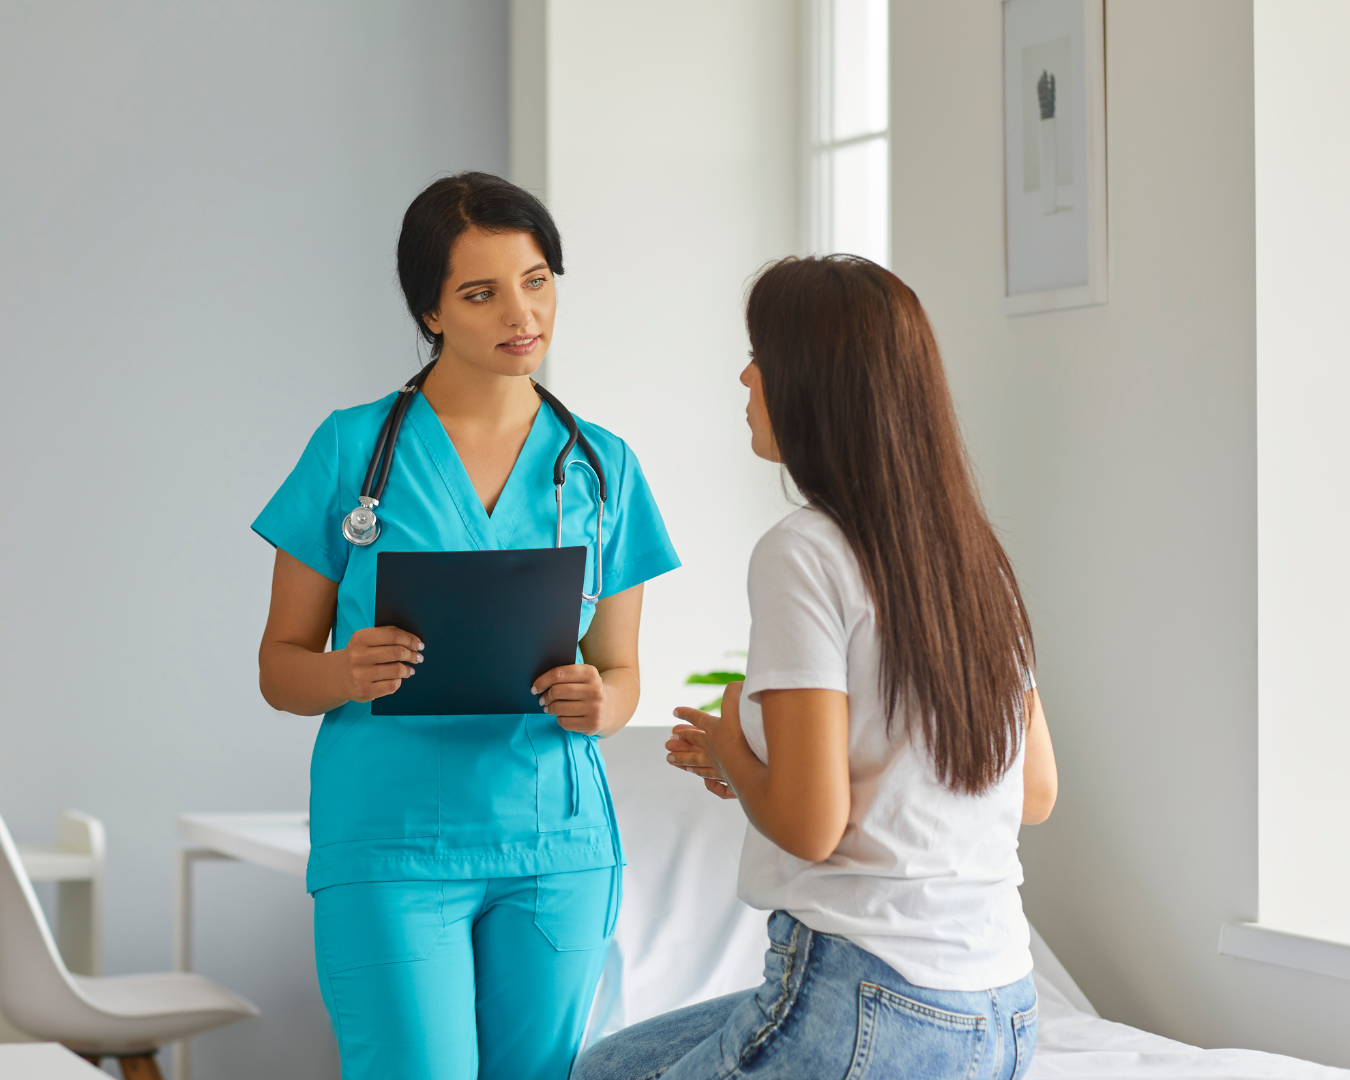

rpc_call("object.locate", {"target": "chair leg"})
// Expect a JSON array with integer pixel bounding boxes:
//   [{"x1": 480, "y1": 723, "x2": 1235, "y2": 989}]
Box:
[{"x1": 119, "y1": 1054, "x2": 164, "y2": 1080}]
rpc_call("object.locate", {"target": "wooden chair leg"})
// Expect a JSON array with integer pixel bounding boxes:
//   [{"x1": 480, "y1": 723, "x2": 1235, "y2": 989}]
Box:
[{"x1": 119, "y1": 1054, "x2": 164, "y2": 1080}]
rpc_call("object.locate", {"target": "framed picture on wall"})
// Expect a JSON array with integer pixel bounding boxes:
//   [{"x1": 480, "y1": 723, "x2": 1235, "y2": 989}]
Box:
[{"x1": 1002, "y1": 0, "x2": 1107, "y2": 315}]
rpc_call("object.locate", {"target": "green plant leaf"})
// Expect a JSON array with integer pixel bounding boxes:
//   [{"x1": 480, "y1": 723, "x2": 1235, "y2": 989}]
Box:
[
  {"x1": 685, "y1": 671, "x2": 746, "y2": 685},
  {"x1": 699, "y1": 695, "x2": 724, "y2": 711}
]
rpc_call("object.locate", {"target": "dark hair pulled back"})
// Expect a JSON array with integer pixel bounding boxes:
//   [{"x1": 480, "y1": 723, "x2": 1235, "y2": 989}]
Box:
[{"x1": 396, "y1": 172, "x2": 564, "y2": 359}]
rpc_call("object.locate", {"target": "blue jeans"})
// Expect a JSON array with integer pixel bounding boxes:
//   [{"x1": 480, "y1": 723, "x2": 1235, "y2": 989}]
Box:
[{"x1": 574, "y1": 912, "x2": 1037, "y2": 1080}]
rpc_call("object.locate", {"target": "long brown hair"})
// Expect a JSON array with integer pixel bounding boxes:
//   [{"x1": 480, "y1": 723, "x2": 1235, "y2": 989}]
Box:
[{"x1": 747, "y1": 256, "x2": 1033, "y2": 795}]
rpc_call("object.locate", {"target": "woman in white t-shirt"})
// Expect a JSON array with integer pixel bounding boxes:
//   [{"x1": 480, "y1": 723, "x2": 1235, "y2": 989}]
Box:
[{"x1": 575, "y1": 255, "x2": 1057, "y2": 1080}]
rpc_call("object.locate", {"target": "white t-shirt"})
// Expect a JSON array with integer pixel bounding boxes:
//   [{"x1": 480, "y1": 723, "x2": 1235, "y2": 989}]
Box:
[{"x1": 736, "y1": 507, "x2": 1033, "y2": 991}]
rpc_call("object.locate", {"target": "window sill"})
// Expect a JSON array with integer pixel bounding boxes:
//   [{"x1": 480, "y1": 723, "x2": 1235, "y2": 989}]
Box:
[{"x1": 1219, "y1": 922, "x2": 1350, "y2": 980}]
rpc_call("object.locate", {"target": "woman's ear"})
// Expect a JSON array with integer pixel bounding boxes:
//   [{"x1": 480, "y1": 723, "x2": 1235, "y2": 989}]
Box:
[{"x1": 422, "y1": 309, "x2": 442, "y2": 335}]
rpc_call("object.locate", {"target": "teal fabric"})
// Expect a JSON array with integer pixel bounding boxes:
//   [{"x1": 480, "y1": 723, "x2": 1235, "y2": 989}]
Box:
[
  {"x1": 253, "y1": 392, "x2": 680, "y2": 892},
  {"x1": 314, "y1": 868, "x2": 618, "y2": 1079}
]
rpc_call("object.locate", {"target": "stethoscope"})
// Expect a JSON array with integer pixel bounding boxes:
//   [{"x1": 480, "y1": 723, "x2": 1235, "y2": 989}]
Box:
[{"x1": 341, "y1": 364, "x2": 608, "y2": 603}]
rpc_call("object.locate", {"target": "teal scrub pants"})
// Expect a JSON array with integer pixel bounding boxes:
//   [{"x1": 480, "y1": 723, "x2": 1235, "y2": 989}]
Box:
[{"x1": 313, "y1": 866, "x2": 618, "y2": 1079}]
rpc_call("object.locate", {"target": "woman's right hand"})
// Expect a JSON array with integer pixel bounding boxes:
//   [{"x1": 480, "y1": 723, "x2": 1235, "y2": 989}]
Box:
[
  {"x1": 260, "y1": 551, "x2": 424, "y2": 716},
  {"x1": 340, "y1": 626, "x2": 424, "y2": 703}
]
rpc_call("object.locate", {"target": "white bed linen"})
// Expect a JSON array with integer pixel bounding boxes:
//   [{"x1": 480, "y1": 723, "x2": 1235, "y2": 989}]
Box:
[
  {"x1": 1028, "y1": 976, "x2": 1345, "y2": 1080},
  {"x1": 591, "y1": 726, "x2": 770, "y2": 1039},
  {"x1": 594, "y1": 728, "x2": 1347, "y2": 1078}
]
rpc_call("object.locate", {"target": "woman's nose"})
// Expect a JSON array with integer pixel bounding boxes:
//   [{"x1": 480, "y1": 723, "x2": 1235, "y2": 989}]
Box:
[{"x1": 503, "y1": 292, "x2": 532, "y2": 328}]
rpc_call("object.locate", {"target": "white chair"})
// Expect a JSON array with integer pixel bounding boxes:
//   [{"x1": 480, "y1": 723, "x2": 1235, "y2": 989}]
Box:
[
  {"x1": 0, "y1": 812, "x2": 258, "y2": 1079},
  {"x1": 16, "y1": 810, "x2": 106, "y2": 977}
]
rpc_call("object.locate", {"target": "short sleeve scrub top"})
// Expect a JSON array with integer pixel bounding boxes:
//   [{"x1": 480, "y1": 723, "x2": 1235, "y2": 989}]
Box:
[{"x1": 252, "y1": 389, "x2": 679, "y2": 1078}]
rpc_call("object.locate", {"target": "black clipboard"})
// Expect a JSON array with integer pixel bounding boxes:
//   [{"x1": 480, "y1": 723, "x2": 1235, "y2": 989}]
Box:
[{"x1": 371, "y1": 547, "x2": 586, "y2": 716}]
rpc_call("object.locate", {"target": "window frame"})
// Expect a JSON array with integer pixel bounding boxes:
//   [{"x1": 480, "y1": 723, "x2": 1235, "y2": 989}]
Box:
[{"x1": 802, "y1": 0, "x2": 891, "y2": 266}]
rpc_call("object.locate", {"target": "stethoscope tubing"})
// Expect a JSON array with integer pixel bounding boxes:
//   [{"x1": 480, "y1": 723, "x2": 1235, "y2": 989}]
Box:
[
  {"x1": 364, "y1": 364, "x2": 435, "y2": 504},
  {"x1": 561, "y1": 460, "x2": 605, "y2": 602},
  {"x1": 341, "y1": 364, "x2": 608, "y2": 603},
  {"x1": 532, "y1": 382, "x2": 608, "y2": 500}
]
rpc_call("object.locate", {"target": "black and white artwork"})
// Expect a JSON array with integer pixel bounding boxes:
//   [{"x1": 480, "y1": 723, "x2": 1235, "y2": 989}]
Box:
[{"x1": 1003, "y1": 0, "x2": 1106, "y2": 314}]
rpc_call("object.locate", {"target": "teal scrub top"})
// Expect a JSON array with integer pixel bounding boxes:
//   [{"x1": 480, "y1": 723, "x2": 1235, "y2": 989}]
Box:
[{"x1": 252, "y1": 390, "x2": 680, "y2": 893}]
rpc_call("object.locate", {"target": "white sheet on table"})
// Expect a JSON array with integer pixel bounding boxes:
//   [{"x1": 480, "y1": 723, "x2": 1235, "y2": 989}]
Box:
[
  {"x1": 594, "y1": 728, "x2": 1348, "y2": 1078},
  {"x1": 1028, "y1": 976, "x2": 1347, "y2": 1079},
  {"x1": 591, "y1": 727, "x2": 770, "y2": 1041}
]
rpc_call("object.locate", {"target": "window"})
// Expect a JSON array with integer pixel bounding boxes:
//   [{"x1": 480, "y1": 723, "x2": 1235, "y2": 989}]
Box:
[
  {"x1": 1251, "y1": 0, "x2": 1350, "y2": 947},
  {"x1": 806, "y1": 0, "x2": 890, "y2": 266},
  {"x1": 1218, "y1": 0, "x2": 1350, "y2": 979}
]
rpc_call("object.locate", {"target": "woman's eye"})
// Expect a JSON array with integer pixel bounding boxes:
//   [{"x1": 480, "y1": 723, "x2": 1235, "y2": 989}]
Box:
[
  {"x1": 466, "y1": 290, "x2": 492, "y2": 303},
  {"x1": 525, "y1": 276, "x2": 546, "y2": 289}
]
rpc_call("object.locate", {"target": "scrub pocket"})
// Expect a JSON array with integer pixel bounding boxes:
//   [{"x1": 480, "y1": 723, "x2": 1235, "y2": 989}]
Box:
[
  {"x1": 310, "y1": 717, "x2": 440, "y2": 846},
  {"x1": 533, "y1": 865, "x2": 620, "y2": 952},
  {"x1": 846, "y1": 982, "x2": 987, "y2": 1080},
  {"x1": 529, "y1": 720, "x2": 610, "y2": 833},
  {"x1": 314, "y1": 880, "x2": 444, "y2": 974}
]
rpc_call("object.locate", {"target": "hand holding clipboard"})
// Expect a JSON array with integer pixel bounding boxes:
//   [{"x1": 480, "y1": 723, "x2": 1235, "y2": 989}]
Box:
[{"x1": 370, "y1": 547, "x2": 588, "y2": 716}]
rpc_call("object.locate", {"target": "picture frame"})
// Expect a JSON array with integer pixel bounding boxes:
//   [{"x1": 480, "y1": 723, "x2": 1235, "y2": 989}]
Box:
[{"x1": 1002, "y1": 0, "x2": 1107, "y2": 315}]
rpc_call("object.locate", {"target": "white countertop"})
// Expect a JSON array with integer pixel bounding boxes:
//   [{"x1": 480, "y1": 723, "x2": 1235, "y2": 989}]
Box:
[{"x1": 176, "y1": 812, "x2": 308, "y2": 877}]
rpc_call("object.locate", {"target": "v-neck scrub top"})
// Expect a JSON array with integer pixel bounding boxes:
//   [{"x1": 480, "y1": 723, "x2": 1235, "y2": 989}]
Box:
[{"x1": 253, "y1": 391, "x2": 680, "y2": 894}]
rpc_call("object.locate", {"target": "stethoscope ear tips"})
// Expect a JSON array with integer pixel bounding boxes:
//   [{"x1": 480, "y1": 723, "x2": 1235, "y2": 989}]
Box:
[{"x1": 342, "y1": 497, "x2": 380, "y2": 546}]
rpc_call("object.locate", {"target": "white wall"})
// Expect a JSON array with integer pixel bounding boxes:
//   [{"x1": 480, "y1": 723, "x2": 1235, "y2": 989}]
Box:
[
  {"x1": 0, "y1": 3, "x2": 508, "y2": 1076},
  {"x1": 891, "y1": 0, "x2": 1350, "y2": 1067},
  {"x1": 537, "y1": 0, "x2": 803, "y2": 720},
  {"x1": 1253, "y1": 0, "x2": 1350, "y2": 946}
]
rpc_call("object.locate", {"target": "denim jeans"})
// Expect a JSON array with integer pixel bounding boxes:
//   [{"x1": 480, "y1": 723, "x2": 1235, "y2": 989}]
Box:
[{"x1": 574, "y1": 911, "x2": 1037, "y2": 1080}]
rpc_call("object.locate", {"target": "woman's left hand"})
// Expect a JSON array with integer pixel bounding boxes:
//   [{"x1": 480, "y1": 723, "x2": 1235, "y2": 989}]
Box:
[
  {"x1": 666, "y1": 681, "x2": 749, "y2": 799},
  {"x1": 533, "y1": 664, "x2": 609, "y2": 736}
]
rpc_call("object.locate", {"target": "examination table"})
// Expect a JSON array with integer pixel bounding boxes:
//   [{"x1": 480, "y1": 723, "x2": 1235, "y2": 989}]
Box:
[{"x1": 591, "y1": 727, "x2": 1347, "y2": 1079}]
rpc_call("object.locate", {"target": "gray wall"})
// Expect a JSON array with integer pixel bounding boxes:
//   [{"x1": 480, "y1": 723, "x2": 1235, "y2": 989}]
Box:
[
  {"x1": 891, "y1": 0, "x2": 1350, "y2": 1067},
  {"x1": 0, "y1": 3, "x2": 508, "y2": 1076}
]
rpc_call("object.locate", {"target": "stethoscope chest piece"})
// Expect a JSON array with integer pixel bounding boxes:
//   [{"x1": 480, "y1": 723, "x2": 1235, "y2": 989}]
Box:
[
  {"x1": 340, "y1": 371, "x2": 607, "y2": 604},
  {"x1": 342, "y1": 496, "x2": 380, "y2": 546}
]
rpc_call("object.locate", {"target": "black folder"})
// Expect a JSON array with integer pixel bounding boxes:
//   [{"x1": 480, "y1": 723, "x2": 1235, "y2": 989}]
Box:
[{"x1": 371, "y1": 547, "x2": 586, "y2": 716}]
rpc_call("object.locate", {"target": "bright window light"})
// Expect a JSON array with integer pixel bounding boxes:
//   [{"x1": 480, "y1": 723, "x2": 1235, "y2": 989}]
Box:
[{"x1": 808, "y1": 0, "x2": 890, "y2": 267}]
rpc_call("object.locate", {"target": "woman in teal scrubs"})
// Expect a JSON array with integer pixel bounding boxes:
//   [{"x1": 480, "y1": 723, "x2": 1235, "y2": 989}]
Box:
[{"x1": 253, "y1": 172, "x2": 679, "y2": 1079}]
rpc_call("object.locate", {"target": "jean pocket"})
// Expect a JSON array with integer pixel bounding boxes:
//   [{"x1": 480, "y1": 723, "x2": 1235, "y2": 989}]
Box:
[
  {"x1": 314, "y1": 880, "x2": 443, "y2": 975},
  {"x1": 1011, "y1": 1001, "x2": 1038, "y2": 1080},
  {"x1": 533, "y1": 865, "x2": 620, "y2": 952},
  {"x1": 847, "y1": 983, "x2": 987, "y2": 1080}
]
